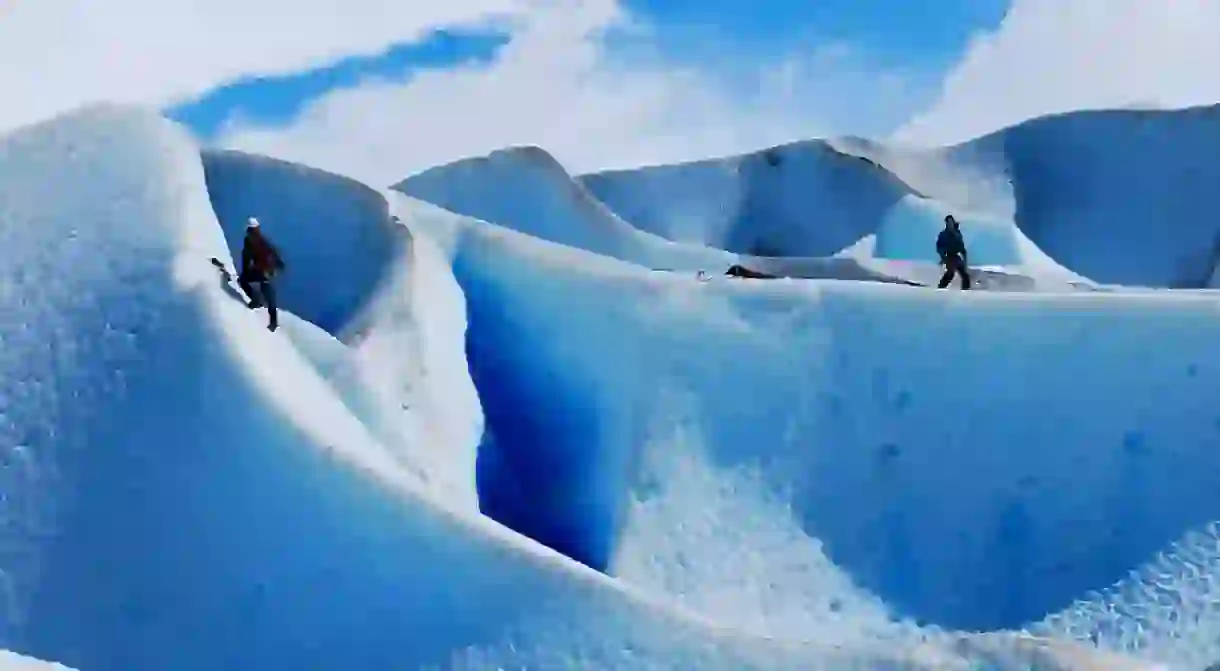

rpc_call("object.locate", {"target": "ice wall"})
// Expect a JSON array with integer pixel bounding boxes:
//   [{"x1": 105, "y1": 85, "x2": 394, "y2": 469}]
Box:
[
  {"x1": 581, "y1": 141, "x2": 918, "y2": 257},
  {"x1": 393, "y1": 146, "x2": 735, "y2": 272},
  {"x1": 200, "y1": 149, "x2": 483, "y2": 508},
  {"x1": 0, "y1": 102, "x2": 832, "y2": 671},
  {"x1": 201, "y1": 149, "x2": 406, "y2": 334},
  {"x1": 0, "y1": 104, "x2": 1169, "y2": 671},
  {"x1": 403, "y1": 196, "x2": 1220, "y2": 648},
  {"x1": 952, "y1": 104, "x2": 1220, "y2": 287},
  {"x1": 872, "y1": 195, "x2": 1022, "y2": 266},
  {"x1": 583, "y1": 104, "x2": 1220, "y2": 288}
]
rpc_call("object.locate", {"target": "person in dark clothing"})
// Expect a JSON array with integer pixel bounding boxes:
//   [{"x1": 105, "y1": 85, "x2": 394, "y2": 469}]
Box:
[
  {"x1": 936, "y1": 214, "x2": 971, "y2": 290},
  {"x1": 238, "y1": 217, "x2": 286, "y2": 331}
]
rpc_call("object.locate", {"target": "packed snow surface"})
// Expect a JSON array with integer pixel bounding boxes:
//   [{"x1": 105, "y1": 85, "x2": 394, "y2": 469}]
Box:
[
  {"x1": 0, "y1": 651, "x2": 74, "y2": 670},
  {"x1": 0, "y1": 102, "x2": 1216, "y2": 670}
]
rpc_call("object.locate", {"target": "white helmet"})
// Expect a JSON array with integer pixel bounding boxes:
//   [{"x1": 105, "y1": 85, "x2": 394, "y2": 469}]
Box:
[{"x1": 247, "y1": 216, "x2": 260, "y2": 229}]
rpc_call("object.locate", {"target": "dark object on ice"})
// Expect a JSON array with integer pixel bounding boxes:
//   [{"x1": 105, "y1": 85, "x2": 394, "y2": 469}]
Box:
[
  {"x1": 725, "y1": 264, "x2": 777, "y2": 279},
  {"x1": 210, "y1": 257, "x2": 249, "y2": 305},
  {"x1": 936, "y1": 214, "x2": 971, "y2": 290},
  {"x1": 240, "y1": 217, "x2": 285, "y2": 331}
]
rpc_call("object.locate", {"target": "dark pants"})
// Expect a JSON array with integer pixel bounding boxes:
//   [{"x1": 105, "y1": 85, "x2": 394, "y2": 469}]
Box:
[
  {"x1": 938, "y1": 256, "x2": 971, "y2": 289},
  {"x1": 238, "y1": 269, "x2": 278, "y2": 327}
]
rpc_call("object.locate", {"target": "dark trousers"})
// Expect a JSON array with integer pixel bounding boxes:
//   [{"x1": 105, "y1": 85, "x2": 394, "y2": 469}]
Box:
[
  {"x1": 238, "y1": 269, "x2": 278, "y2": 327},
  {"x1": 938, "y1": 256, "x2": 972, "y2": 289}
]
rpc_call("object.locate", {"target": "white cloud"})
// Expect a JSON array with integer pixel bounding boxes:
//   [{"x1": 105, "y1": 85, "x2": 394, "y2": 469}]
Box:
[
  {"x1": 218, "y1": 0, "x2": 907, "y2": 184},
  {"x1": 896, "y1": 0, "x2": 1220, "y2": 147},
  {"x1": 0, "y1": 0, "x2": 527, "y2": 133}
]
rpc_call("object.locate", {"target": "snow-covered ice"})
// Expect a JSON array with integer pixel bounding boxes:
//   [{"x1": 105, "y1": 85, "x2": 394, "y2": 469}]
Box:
[
  {"x1": 0, "y1": 100, "x2": 1216, "y2": 670},
  {"x1": 395, "y1": 146, "x2": 736, "y2": 273},
  {"x1": 0, "y1": 650, "x2": 74, "y2": 670},
  {"x1": 396, "y1": 143, "x2": 1091, "y2": 291},
  {"x1": 580, "y1": 106, "x2": 1220, "y2": 291},
  {"x1": 399, "y1": 192, "x2": 1220, "y2": 646}
]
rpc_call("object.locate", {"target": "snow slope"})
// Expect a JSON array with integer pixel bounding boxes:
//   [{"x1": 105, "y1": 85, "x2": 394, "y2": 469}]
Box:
[
  {"x1": 579, "y1": 141, "x2": 914, "y2": 258},
  {"x1": 11, "y1": 98, "x2": 1220, "y2": 670},
  {"x1": 0, "y1": 106, "x2": 576, "y2": 669},
  {"x1": 946, "y1": 104, "x2": 1220, "y2": 288},
  {"x1": 201, "y1": 149, "x2": 405, "y2": 334},
  {"x1": 393, "y1": 144, "x2": 1097, "y2": 292},
  {"x1": 0, "y1": 651, "x2": 73, "y2": 670},
  {"x1": 578, "y1": 139, "x2": 1076, "y2": 281},
  {"x1": 394, "y1": 146, "x2": 735, "y2": 272},
  {"x1": 397, "y1": 192, "x2": 1219, "y2": 667},
  {"x1": 0, "y1": 104, "x2": 1165, "y2": 671},
  {"x1": 580, "y1": 105, "x2": 1220, "y2": 289},
  {"x1": 202, "y1": 148, "x2": 483, "y2": 508}
]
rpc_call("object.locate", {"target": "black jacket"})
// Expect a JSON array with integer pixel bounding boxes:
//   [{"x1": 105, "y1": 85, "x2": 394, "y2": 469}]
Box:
[
  {"x1": 242, "y1": 229, "x2": 285, "y2": 280},
  {"x1": 936, "y1": 228, "x2": 966, "y2": 261}
]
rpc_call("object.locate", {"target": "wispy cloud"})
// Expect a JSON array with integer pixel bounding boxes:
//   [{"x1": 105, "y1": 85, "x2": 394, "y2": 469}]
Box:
[
  {"x1": 0, "y1": 0, "x2": 526, "y2": 132},
  {"x1": 217, "y1": 0, "x2": 920, "y2": 184},
  {"x1": 896, "y1": 0, "x2": 1220, "y2": 146},
  {"x1": 168, "y1": 29, "x2": 510, "y2": 139}
]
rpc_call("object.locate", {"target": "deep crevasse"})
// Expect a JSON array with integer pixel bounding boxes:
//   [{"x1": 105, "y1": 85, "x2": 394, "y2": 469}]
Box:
[{"x1": 0, "y1": 101, "x2": 1200, "y2": 670}]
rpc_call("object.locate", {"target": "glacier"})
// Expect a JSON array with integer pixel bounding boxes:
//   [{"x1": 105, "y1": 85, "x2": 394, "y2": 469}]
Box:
[
  {"x1": 0, "y1": 651, "x2": 73, "y2": 671},
  {"x1": 394, "y1": 144, "x2": 1088, "y2": 292},
  {"x1": 397, "y1": 192, "x2": 1220, "y2": 658},
  {"x1": 577, "y1": 106, "x2": 1220, "y2": 290},
  {"x1": 1, "y1": 98, "x2": 1220, "y2": 671}
]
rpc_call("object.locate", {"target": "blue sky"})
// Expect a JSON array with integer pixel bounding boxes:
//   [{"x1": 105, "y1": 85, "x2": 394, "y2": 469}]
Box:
[
  {"x1": 171, "y1": 29, "x2": 510, "y2": 138},
  {"x1": 7, "y1": 0, "x2": 1219, "y2": 181},
  {"x1": 169, "y1": 0, "x2": 1010, "y2": 143},
  {"x1": 620, "y1": 0, "x2": 1008, "y2": 68}
]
